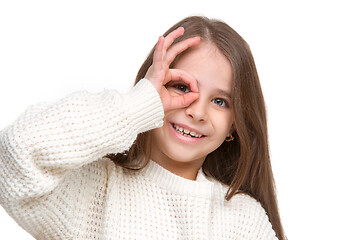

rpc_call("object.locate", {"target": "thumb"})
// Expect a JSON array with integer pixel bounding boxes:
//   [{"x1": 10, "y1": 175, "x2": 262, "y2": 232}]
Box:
[{"x1": 169, "y1": 92, "x2": 199, "y2": 110}]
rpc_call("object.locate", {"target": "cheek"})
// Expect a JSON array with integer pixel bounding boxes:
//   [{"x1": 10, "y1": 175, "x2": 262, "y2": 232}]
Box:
[
  {"x1": 167, "y1": 88, "x2": 183, "y2": 97},
  {"x1": 213, "y1": 112, "x2": 233, "y2": 137},
  {"x1": 163, "y1": 108, "x2": 177, "y2": 119}
]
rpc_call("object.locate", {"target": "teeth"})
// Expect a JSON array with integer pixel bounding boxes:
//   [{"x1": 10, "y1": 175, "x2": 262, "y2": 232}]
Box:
[{"x1": 173, "y1": 124, "x2": 203, "y2": 138}]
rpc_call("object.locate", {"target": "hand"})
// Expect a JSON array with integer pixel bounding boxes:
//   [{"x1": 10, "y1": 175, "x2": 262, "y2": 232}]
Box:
[{"x1": 145, "y1": 27, "x2": 200, "y2": 112}]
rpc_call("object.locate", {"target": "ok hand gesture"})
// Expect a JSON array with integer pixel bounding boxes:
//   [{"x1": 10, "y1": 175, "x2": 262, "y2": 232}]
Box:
[{"x1": 145, "y1": 27, "x2": 200, "y2": 112}]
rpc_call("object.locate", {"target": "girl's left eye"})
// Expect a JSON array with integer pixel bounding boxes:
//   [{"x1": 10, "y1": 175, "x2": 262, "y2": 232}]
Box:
[{"x1": 212, "y1": 98, "x2": 228, "y2": 107}]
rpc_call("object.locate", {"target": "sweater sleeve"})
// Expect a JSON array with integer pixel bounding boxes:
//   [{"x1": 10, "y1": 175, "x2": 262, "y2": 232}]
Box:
[{"x1": 0, "y1": 79, "x2": 163, "y2": 206}]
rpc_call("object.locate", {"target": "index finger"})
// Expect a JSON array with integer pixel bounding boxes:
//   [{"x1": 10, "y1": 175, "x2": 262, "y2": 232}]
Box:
[{"x1": 169, "y1": 69, "x2": 199, "y2": 93}]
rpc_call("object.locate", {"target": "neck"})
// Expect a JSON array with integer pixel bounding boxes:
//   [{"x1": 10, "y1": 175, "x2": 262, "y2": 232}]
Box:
[{"x1": 150, "y1": 152, "x2": 204, "y2": 181}]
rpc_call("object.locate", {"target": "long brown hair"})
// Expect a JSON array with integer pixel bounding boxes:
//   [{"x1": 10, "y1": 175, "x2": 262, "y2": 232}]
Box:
[{"x1": 107, "y1": 16, "x2": 285, "y2": 239}]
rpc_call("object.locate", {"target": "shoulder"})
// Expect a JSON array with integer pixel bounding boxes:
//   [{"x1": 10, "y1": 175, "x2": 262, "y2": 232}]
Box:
[
  {"x1": 231, "y1": 193, "x2": 268, "y2": 220},
  {"x1": 210, "y1": 179, "x2": 265, "y2": 212},
  {"x1": 232, "y1": 193, "x2": 278, "y2": 239},
  {"x1": 210, "y1": 180, "x2": 278, "y2": 239}
]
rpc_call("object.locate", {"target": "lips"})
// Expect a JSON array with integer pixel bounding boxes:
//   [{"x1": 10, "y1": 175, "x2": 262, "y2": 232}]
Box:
[{"x1": 170, "y1": 122, "x2": 206, "y2": 138}]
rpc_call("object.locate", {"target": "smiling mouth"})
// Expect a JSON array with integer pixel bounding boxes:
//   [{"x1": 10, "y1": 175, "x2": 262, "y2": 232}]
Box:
[{"x1": 172, "y1": 123, "x2": 204, "y2": 138}]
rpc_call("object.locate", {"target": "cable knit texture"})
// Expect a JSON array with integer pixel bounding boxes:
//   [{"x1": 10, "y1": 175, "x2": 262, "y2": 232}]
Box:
[{"x1": 0, "y1": 79, "x2": 277, "y2": 239}]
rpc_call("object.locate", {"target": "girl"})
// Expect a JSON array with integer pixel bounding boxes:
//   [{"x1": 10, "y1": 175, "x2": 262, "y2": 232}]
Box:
[{"x1": 0, "y1": 16, "x2": 285, "y2": 239}]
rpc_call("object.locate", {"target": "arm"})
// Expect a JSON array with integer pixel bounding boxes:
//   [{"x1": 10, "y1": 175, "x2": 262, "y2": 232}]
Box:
[
  {"x1": 0, "y1": 79, "x2": 163, "y2": 206},
  {"x1": 0, "y1": 27, "x2": 200, "y2": 205},
  {"x1": 0, "y1": 27, "x2": 200, "y2": 238}
]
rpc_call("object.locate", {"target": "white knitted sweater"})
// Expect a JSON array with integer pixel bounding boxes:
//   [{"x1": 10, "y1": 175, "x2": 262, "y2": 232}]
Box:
[{"x1": 0, "y1": 79, "x2": 278, "y2": 239}]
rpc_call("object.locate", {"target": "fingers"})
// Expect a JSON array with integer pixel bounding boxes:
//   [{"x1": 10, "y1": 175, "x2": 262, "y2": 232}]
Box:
[
  {"x1": 162, "y1": 27, "x2": 201, "y2": 66},
  {"x1": 163, "y1": 69, "x2": 199, "y2": 111},
  {"x1": 170, "y1": 92, "x2": 199, "y2": 110},
  {"x1": 165, "y1": 37, "x2": 200, "y2": 65},
  {"x1": 153, "y1": 36, "x2": 165, "y2": 72},
  {"x1": 163, "y1": 27, "x2": 185, "y2": 50},
  {"x1": 149, "y1": 27, "x2": 201, "y2": 111},
  {"x1": 169, "y1": 69, "x2": 199, "y2": 92}
]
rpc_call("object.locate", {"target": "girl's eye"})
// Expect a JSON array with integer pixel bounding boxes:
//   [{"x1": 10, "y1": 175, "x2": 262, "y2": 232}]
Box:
[
  {"x1": 212, "y1": 98, "x2": 228, "y2": 107},
  {"x1": 173, "y1": 84, "x2": 190, "y2": 93}
]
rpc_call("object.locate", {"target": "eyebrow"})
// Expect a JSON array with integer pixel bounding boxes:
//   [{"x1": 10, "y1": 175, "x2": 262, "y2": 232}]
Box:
[
  {"x1": 215, "y1": 89, "x2": 231, "y2": 99},
  {"x1": 196, "y1": 81, "x2": 231, "y2": 99}
]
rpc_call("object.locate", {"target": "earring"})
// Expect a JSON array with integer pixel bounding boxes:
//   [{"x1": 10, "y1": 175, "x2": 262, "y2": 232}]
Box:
[{"x1": 225, "y1": 135, "x2": 234, "y2": 142}]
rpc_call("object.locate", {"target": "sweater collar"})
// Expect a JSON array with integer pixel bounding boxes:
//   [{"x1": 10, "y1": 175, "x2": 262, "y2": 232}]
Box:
[{"x1": 140, "y1": 160, "x2": 214, "y2": 199}]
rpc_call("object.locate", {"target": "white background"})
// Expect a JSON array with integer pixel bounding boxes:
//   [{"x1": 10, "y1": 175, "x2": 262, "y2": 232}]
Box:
[{"x1": 0, "y1": 0, "x2": 359, "y2": 239}]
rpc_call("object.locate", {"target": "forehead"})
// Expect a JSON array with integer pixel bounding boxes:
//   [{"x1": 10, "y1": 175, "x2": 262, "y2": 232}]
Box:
[{"x1": 173, "y1": 42, "x2": 233, "y2": 92}]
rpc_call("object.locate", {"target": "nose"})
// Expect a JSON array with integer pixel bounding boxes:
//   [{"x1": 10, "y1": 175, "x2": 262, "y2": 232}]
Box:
[{"x1": 185, "y1": 99, "x2": 207, "y2": 122}]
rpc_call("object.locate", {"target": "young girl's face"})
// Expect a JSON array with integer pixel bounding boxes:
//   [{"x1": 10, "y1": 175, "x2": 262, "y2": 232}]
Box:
[{"x1": 150, "y1": 42, "x2": 233, "y2": 176}]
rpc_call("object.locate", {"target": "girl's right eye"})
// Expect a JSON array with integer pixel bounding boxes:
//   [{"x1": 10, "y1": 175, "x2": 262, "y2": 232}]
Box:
[{"x1": 173, "y1": 84, "x2": 190, "y2": 93}]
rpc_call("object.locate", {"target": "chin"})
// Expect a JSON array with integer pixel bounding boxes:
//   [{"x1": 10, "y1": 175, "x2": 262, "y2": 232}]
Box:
[{"x1": 165, "y1": 152, "x2": 205, "y2": 164}]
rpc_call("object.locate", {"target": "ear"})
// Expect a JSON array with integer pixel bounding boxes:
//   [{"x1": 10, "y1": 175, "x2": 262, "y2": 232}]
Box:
[{"x1": 228, "y1": 124, "x2": 235, "y2": 136}]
